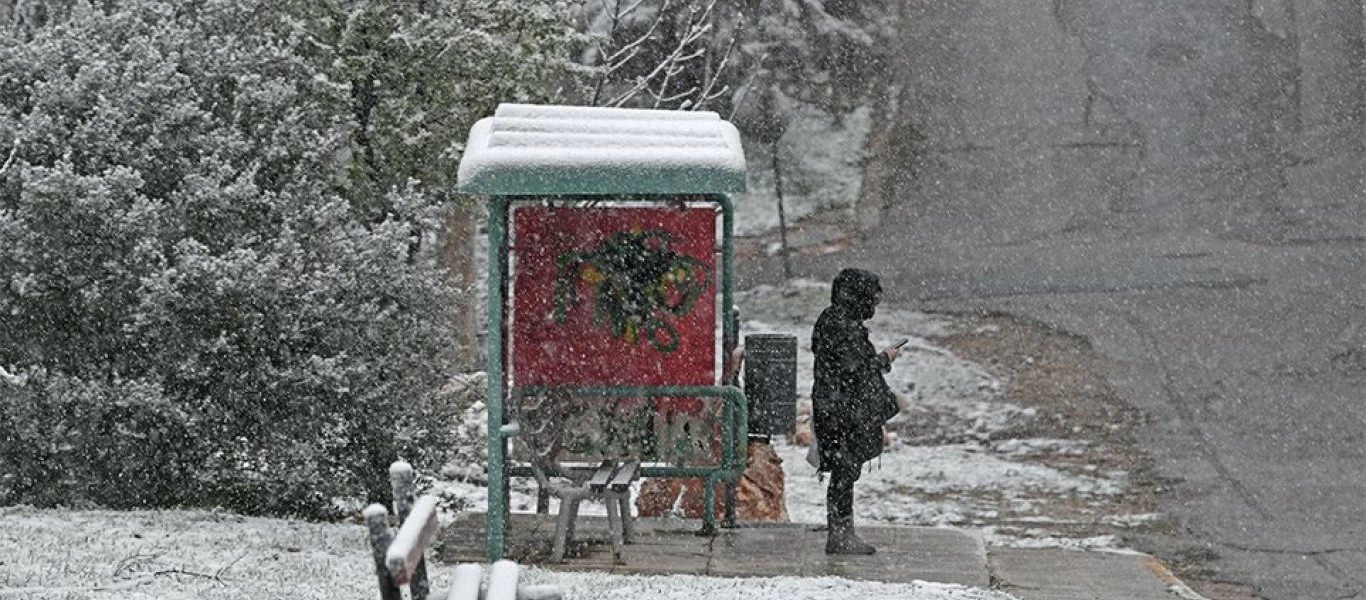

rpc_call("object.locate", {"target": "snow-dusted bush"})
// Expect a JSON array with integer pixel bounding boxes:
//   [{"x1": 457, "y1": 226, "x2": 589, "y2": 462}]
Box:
[
  {"x1": 0, "y1": 369, "x2": 198, "y2": 509},
  {"x1": 0, "y1": 0, "x2": 582, "y2": 518}
]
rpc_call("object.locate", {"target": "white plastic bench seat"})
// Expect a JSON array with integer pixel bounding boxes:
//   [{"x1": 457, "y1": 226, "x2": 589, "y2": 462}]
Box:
[
  {"x1": 586, "y1": 461, "x2": 616, "y2": 491},
  {"x1": 534, "y1": 458, "x2": 640, "y2": 563},
  {"x1": 607, "y1": 460, "x2": 639, "y2": 490}
]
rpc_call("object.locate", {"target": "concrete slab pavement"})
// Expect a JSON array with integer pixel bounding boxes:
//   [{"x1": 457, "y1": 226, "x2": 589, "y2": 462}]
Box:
[
  {"x1": 990, "y1": 547, "x2": 1196, "y2": 600},
  {"x1": 438, "y1": 513, "x2": 1205, "y2": 598}
]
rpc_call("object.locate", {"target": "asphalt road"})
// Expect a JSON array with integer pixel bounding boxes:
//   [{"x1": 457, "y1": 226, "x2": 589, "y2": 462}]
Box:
[{"x1": 740, "y1": 1, "x2": 1366, "y2": 598}]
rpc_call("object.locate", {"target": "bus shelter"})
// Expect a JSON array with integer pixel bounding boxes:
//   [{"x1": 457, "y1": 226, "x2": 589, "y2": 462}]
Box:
[{"x1": 456, "y1": 103, "x2": 750, "y2": 560}]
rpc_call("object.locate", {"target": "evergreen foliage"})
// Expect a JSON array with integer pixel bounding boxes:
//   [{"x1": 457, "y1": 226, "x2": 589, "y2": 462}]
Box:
[
  {"x1": 745, "y1": 0, "x2": 890, "y2": 118},
  {"x1": 0, "y1": 0, "x2": 583, "y2": 518}
]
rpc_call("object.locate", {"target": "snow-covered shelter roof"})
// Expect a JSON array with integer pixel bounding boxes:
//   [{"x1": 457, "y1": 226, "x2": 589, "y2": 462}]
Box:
[{"x1": 456, "y1": 103, "x2": 747, "y2": 196}]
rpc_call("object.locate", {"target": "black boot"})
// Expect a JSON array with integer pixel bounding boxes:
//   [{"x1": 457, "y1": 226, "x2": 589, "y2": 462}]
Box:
[{"x1": 825, "y1": 517, "x2": 876, "y2": 555}]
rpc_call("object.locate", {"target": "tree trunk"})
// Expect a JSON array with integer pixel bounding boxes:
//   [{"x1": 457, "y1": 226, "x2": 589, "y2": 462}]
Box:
[{"x1": 440, "y1": 199, "x2": 480, "y2": 371}]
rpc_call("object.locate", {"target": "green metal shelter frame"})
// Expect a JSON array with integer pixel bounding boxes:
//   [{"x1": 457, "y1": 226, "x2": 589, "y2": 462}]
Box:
[{"x1": 457, "y1": 104, "x2": 750, "y2": 561}]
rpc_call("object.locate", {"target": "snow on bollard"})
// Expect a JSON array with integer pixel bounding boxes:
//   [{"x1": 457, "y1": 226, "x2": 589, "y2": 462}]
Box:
[
  {"x1": 445, "y1": 563, "x2": 483, "y2": 600},
  {"x1": 485, "y1": 560, "x2": 520, "y2": 600},
  {"x1": 390, "y1": 460, "x2": 416, "y2": 518}
]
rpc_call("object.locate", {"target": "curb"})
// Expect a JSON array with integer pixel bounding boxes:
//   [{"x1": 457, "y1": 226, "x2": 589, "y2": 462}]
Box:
[{"x1": 1143, "y1": 555, "x2": 1211, "y2": 600}]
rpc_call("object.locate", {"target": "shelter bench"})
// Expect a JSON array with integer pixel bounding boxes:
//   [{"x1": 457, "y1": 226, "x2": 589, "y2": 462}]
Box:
[
  {"x1": 506, "y1": 410, "x2": 642, "y2": 564},
  {"x1": 567, "y1": 459, "x2": 640, "y2": 563},
  {"x1": 504, "y1": 385, "x2": 747, "y2": 555}
]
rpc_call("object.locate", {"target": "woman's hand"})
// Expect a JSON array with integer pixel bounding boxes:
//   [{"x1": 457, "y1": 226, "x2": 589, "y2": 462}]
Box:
[{"x1": 883, "y1": 345, "x2": 901, "y2": 362}]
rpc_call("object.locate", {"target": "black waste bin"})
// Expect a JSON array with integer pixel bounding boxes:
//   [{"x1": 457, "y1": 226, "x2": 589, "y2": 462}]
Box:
[{"x1": 743, "y1": 334, "x2": 797, "y2": 438}]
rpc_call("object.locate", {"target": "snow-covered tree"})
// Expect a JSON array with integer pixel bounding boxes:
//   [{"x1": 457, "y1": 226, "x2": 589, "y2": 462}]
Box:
[
  {"x1": 573, "y1": 0, "x2": 888, "y2": 116},
  {"x1": 580, "y1": 0, "x2": 889, "y2": 273},
  {"x1": 0, "y1": 0, "x2": 583, "y2": 518},
  {"x1": 284, "y1": 0, "x2": 585, "y2": 216},
  {"x1": 760, "y1": 0, "x2": 887, "y2": 114},
  {"x1": 577, "y1": 0, "x2": 739, "y2": 110}
]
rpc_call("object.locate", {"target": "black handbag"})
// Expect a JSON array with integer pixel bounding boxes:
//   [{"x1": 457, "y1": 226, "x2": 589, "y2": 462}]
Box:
[{"x1": 875, "y1": 380, "x2": 899, "y2": 423}]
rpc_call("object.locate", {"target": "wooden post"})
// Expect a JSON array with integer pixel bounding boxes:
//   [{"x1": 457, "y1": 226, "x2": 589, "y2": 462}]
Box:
[
  {"x1": 390, "y1": 461, "x2": 416, "y2": 517},
  {"x1": 363, "y1": 504, "x2": 401, "y2": 600},
  {"x1": 389, "y1": 461, "x2": 430, "y2": 600},
  {"x1": 440, "y1": 200, "x2": 481, "y2": 371}
]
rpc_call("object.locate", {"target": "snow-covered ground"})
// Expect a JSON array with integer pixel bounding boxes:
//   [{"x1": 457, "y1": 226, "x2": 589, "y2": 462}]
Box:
[
  {"x1": 0, "y1": 282, "x2": 1143, "y2": 600},
  {"x1": 0, "y1": 505, "x2": 1016, "y2": 600},
  {"x1": 3, "y1": 275, "x2": 1156, "y2": 600},
  {"x1": 446, "y1": 280, "x2": 1144, "y2": 544},
  {"x1": 726, "y1": 282, "x2": 1136, "y2": 547},
  {"x1": 527, "y1": 571, "x2": 1015, "y2": 600},
  {"x1": 731, "y1": 104, "x2": 871, "y2": 237}
]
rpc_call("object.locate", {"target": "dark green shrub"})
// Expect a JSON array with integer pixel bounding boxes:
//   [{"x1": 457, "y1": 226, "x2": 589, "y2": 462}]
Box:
[{"x1": 0, "y1": 0, "x2": 581, "y2": 518}]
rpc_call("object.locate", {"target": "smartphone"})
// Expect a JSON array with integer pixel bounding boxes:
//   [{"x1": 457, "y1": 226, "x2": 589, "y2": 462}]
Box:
[{"x1": 894, "y1": 338, "x2": 910, "y2": 348}]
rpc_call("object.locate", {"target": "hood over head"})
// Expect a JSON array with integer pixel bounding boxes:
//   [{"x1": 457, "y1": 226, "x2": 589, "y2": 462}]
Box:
[{"x1": 831, "y1": 268, "x2": 882, "y2": 321}]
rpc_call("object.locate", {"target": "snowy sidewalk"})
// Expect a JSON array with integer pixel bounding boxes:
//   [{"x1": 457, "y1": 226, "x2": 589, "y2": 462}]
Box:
[{"x1": 439, "y1": 513, "x2": 1187, "y2": 599}]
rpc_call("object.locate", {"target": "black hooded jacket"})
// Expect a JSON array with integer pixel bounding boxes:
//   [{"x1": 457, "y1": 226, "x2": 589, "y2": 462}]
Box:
[{"x1": 811, "y1": 269, "x2": 898, "y2": 471}]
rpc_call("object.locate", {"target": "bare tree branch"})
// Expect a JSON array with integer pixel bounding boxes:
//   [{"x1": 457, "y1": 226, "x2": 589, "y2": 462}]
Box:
[
  {"x1": 588, "y1": 0, "x2": 737, "y2": 112},
  {"x1": 692, "y1": 17, "x2": 740, "y2": 110},
  {"x1": 0, "y1": 139, "x2": 19, "y2": 176}
]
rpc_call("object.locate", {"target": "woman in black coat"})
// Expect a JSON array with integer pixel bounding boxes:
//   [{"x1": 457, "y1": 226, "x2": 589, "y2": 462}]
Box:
[{"x1": 811, "y1": 268, "x2": 901, "y2": 555}]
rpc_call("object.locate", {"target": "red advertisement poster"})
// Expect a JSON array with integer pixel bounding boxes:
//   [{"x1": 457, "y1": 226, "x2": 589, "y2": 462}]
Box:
[{"x1": 510, "y1": 206, "x2": 717, "y2": 388}]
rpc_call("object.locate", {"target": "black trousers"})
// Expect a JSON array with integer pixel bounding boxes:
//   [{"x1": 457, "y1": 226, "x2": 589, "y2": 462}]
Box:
[{"x1": 826, "y1": 463, "x2": 862, "y2": 525}]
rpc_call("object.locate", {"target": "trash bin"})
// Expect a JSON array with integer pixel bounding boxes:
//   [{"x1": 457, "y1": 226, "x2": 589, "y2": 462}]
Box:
[{"x1": 743, "y1": 334, "x2": 797, "y2": 438}]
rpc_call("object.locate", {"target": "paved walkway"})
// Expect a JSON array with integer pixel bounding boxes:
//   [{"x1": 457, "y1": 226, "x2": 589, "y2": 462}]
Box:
[{"x1": 437, "y1": 513, "x2": 1192, "y2": 599}]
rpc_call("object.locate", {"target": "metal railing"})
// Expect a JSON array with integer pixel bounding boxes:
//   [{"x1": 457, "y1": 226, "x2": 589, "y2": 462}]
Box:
[{"x1": 487, "y1": 385, "x2": 748, "y2": 558}]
